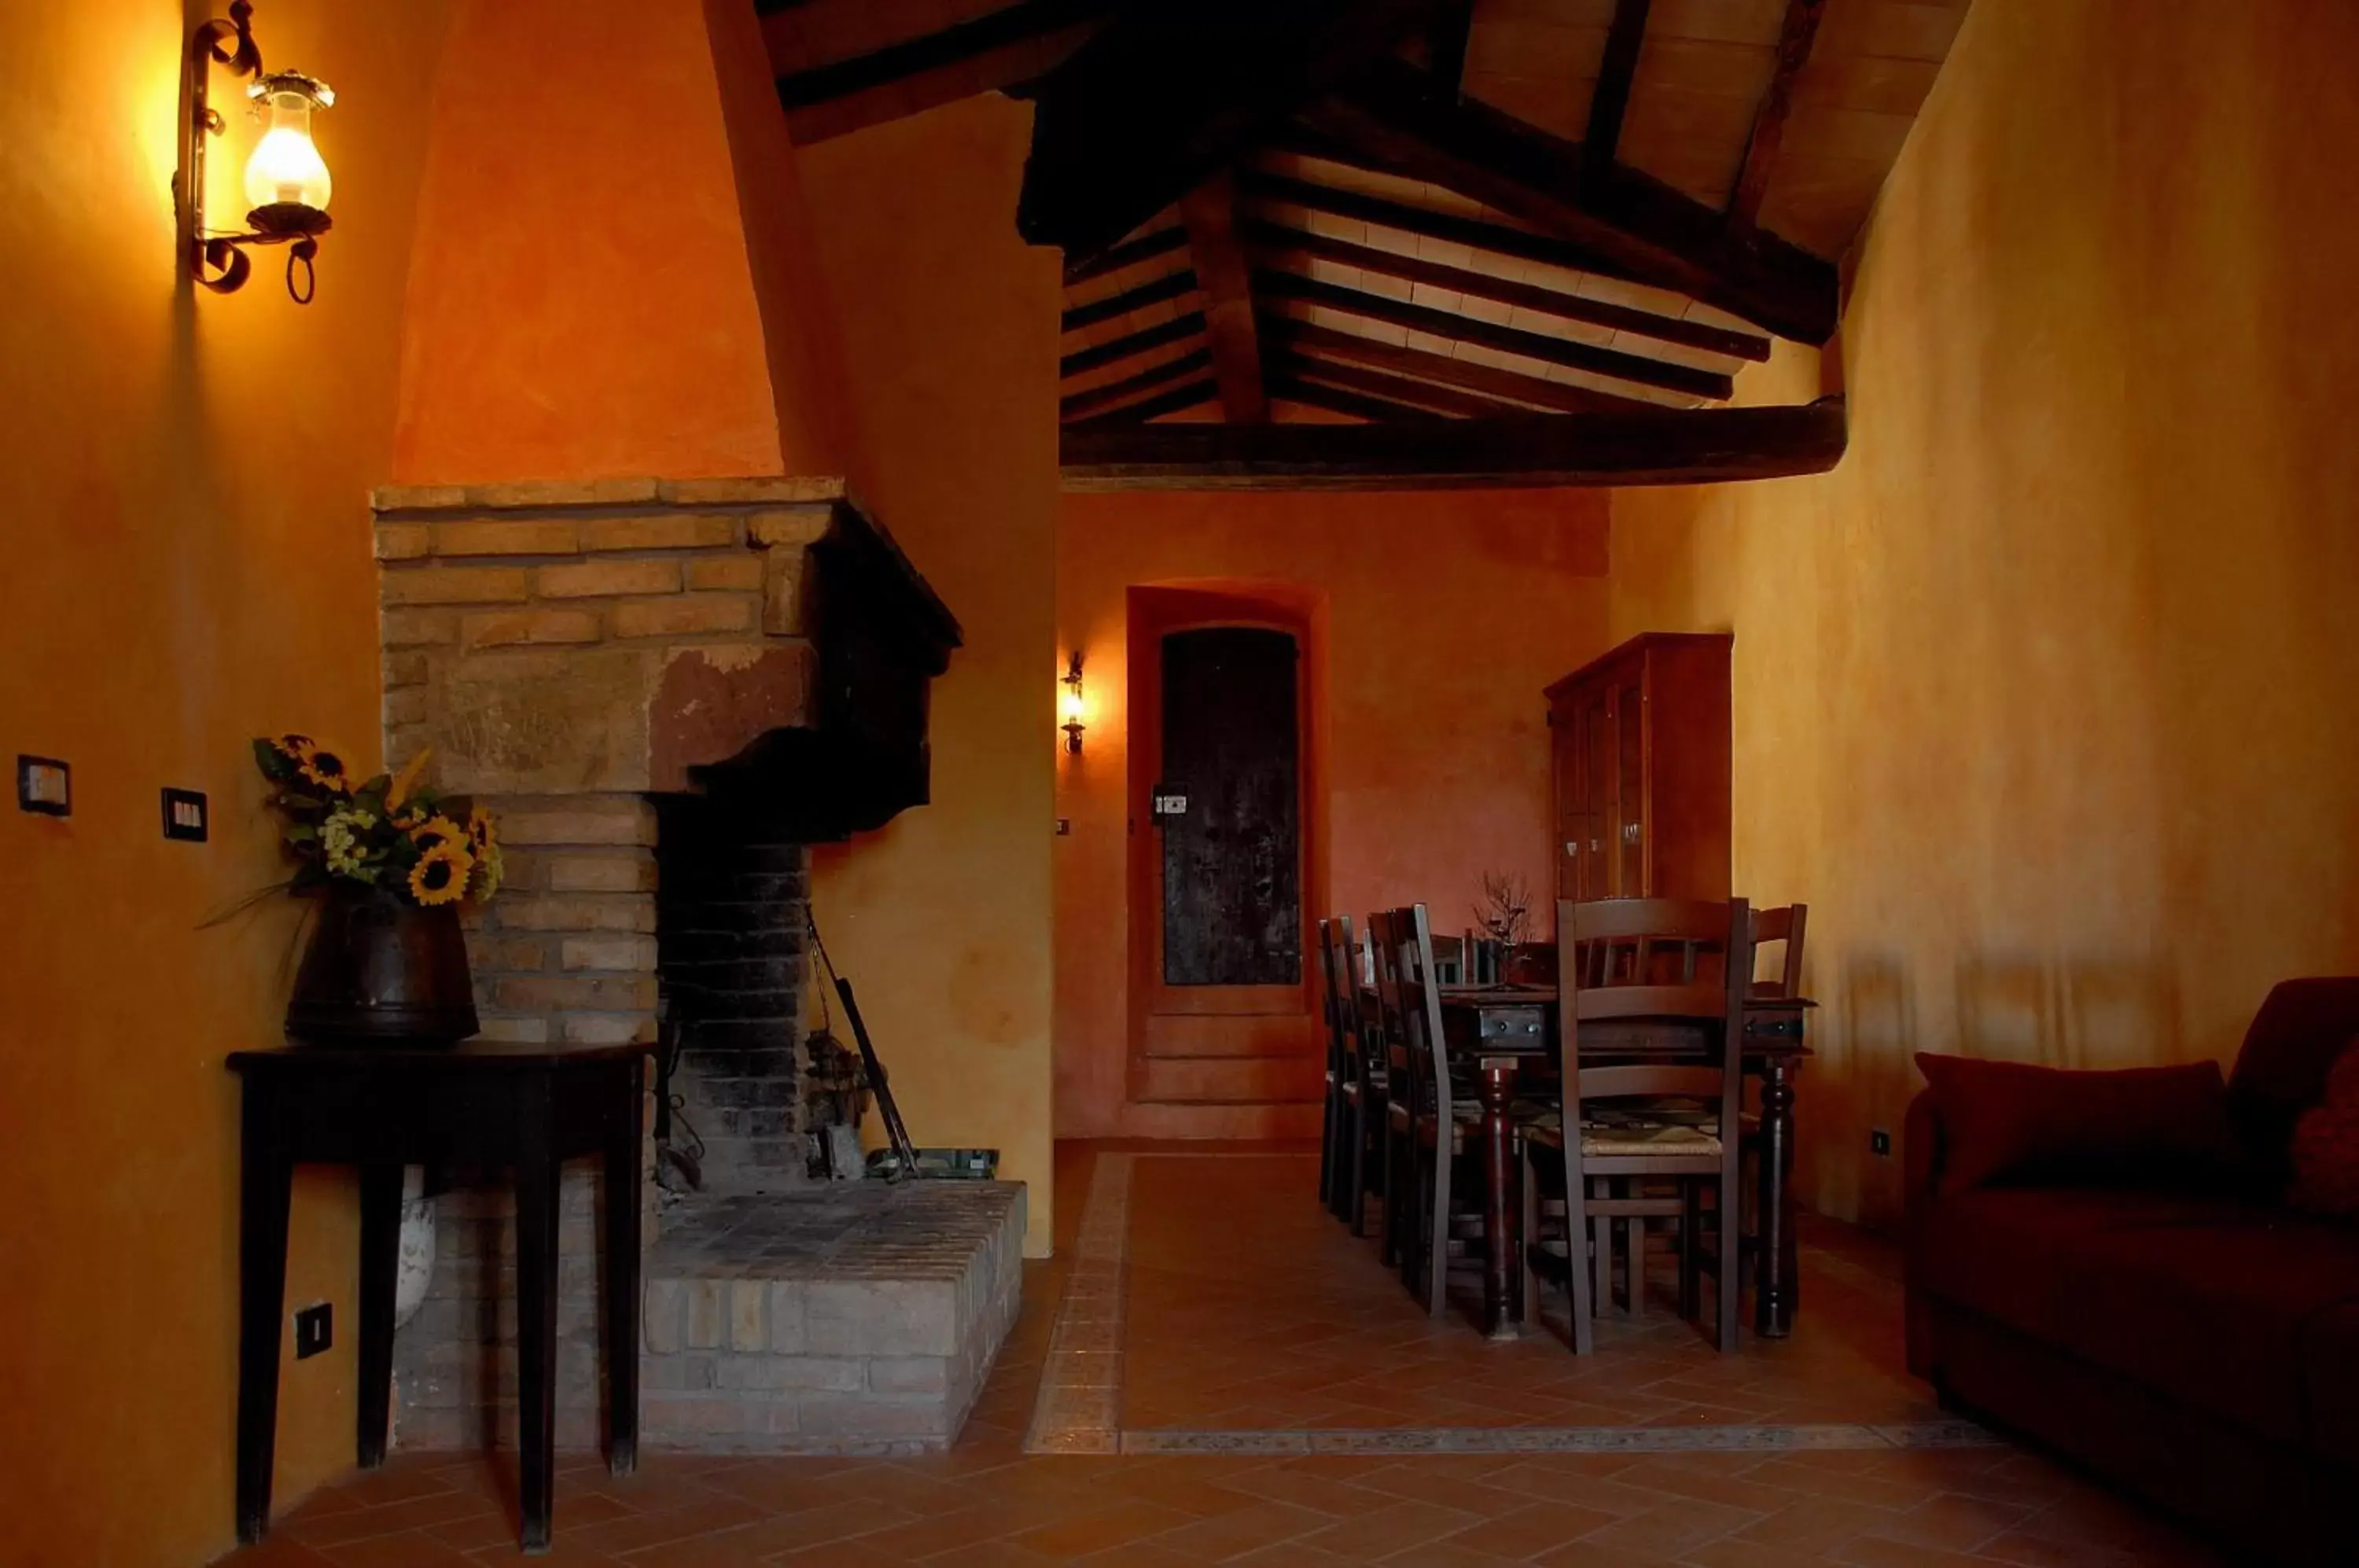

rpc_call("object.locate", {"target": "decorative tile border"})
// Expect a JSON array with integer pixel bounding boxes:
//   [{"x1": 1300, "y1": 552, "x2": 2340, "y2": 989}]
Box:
[
  {"x1": 1021, "y1": 1150, "x2": 2000, "y2": 1459},
  {"x1": 1119, "y1": 1421, "x2": 2001, "y2": 1456},
  {"x1": 1023, "y1": 1153, "x2": 1134, "y2": 1454}
]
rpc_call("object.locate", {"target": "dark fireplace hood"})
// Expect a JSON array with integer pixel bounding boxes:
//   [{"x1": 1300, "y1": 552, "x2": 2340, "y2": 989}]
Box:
[{"x1": 689, "y1": 505, "x2": 962, "y2": 842}]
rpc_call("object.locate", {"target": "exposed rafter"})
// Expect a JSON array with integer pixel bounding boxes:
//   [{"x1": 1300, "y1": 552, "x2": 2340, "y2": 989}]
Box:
[
  {"x1": 1271, "y1": 354, "x2": 1521, "y2": 418},
  {"x1": 1242, "y1": 169, "x2": 1636, "y2": 293},
  {"x1": 1061, "y1": 269, "x2": 1198, "y2": 333},
  {"x1": 1263, "y1": 318, "x2": 1662, "y2": 415},
  {"x1": 1062, "y1": 398, "x2": 1850, "y2": 490},
  {"x1": 1269, "y1": 374, "x2": 1447, "y2": 423},
  {"x1": 1017, "y1": 0, "x2": 1445, "y2": 260},
  {"x1": 1305, "y1": 57, "x2": 1839, "y2": 342},
  {"x1": 1254, "y1": 271, "x2": 1733, "y2": 401},
  {"x1": 1066, "y1": 376, "x2": 1220, "y2": 428},
  {"x1": 1062, "y1": 225, "x2": 1188, "y2": 286},
  {"x1": 1060, "y1": 348, "x2": 1213, "y2": 421},
  {"x1": 1061, "y1": 311, "x2": 1206, "y2": 377},
  {"x1": 1728, "y1": 0, "x2": 1831, "y2": 229},
  {"x1": 1178, "y1": 174, "x2": 1269, "y2": 422},
  {"x1": 772, "y1": 0, "x2": 1109, "y2": 143},
  {"x1": 1583, "y1": 0, "x2": 1651, "y2": 175},
  {"x1": 1243, "y1": 219, "x2": 1770, "y2": 362}
]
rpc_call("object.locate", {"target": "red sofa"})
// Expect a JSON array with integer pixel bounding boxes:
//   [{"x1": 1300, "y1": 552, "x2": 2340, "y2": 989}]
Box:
[{"x1": 1906, "y1": 977, "x2": 2359, "y2": 1566}]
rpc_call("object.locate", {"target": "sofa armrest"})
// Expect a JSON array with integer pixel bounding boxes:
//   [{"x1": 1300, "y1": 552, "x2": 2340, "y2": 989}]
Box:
[
  {"x1": 1903, "y1": 1088, "x2": 1945, "y2": 1382},
  {"x1": 1904, "y1": 1088, "x2": 1946, "y2": 1217}
]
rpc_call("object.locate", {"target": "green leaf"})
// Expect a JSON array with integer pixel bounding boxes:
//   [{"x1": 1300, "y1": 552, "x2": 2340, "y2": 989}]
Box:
[
  {"x1": 282, "y1": 823, "x2": 318, "y2": 841},
  {"x1": 252, "y1": 738, "x2": 295, "y2": 780}
]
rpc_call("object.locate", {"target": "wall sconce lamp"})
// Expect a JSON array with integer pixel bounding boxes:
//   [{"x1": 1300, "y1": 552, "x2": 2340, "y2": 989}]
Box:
[
  {"x1": 180, "y1": 2, "x2": 337, "y2": 304},
  {"x1": 1059, "y1": 653, "x2": 1087, "y2": 755}
]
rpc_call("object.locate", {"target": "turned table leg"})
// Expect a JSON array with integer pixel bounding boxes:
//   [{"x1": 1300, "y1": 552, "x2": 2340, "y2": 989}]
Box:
[{"x1": 1478, "y1": 1057, "x2": 1520, "y2": 1340}]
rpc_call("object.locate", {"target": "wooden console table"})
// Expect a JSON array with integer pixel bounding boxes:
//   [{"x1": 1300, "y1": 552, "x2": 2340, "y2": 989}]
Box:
[{"x1": 226, "y1": 1041, "x2": 650, "y2": 1554}]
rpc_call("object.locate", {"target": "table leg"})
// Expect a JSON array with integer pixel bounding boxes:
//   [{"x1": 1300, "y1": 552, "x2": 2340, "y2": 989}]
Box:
[
  {"x1": 516, "y1": 1084, "x2": 560, "y2": 1555},
  {"x1": 1478, "y1": 1058, "x2": 1518, "y2": 1341},
  {"x1": 234, "y1": 1088, "x2": 293, "y2": 1544},
  {"x1": 602, "y1": 1068, "x2": 642, "y2": 1477},
  {"x1": 1755, "y1": 1060, "x2": 1798, "y2": 1338},
  {"x1": 355, "y1": 1162, "x2": 403, "y2": 1469}
]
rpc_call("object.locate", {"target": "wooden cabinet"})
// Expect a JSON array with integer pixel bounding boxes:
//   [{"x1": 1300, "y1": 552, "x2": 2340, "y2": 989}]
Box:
[{"x1": 1544, "y1": 632, "x2": 1732, "y2": 902}]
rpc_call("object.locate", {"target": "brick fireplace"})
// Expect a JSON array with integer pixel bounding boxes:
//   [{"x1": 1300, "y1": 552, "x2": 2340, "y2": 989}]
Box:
[{"x1": 372, "y1": 476, "x2": 1018, "y2": 1452}]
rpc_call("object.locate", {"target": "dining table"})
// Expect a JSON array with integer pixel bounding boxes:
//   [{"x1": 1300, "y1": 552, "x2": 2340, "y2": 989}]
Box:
[{"x1": 1435, "y1": 984, "x2": 1814, "y2": 1342}]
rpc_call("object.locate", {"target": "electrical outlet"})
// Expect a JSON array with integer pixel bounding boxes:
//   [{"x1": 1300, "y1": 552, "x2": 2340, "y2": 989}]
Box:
[
  {"x1": 162, "y1": 788, "x2": 209, "y2": 842},
  {"x1": 293, "y1": 1302, "x2": 333, "y2": 1360},
  {"x1": 17, "y1": 756, "x2": 70, "y2": 816},
  {"x1": 1869, "y1": 1128, "x2": 1893, "y2": 1158}
]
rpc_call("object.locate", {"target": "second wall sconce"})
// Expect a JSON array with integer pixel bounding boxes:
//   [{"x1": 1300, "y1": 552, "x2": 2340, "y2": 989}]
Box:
[
  {"x1": 1060, "y1": 653, "x2": 1086, "y2": 755},
  {"x1": 181, "y1": 2, "x2": 337, "y2": 304}
]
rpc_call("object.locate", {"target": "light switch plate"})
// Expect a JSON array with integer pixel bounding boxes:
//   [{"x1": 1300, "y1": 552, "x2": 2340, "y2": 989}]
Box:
[
  {"x1": 162, "y1": 787, "x2": 209, "y2": 842},
  {"x1": 293, "y1": 1302, "x2": 332, "y2": 1360},
  {"x1": 17, "y1": 756, "x2": 69, "y2": 816}
]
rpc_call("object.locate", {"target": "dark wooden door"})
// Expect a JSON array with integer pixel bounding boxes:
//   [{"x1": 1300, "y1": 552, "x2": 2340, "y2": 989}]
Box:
[{"x1": 1157, "y1": 627, "x2": 1302, "y2": 988}]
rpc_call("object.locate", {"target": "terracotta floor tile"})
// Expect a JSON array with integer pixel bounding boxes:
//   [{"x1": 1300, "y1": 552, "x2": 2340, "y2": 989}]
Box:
[
  {"x1": 1435, "y1": 1498, "x2": 1619, "y2": 1559},
  {"x1": 1003, "y1": 1499, "x2": 1196, "y2": 1560},
  {"x1": 205, "y1": 1143, "x2": 2230, "y2": 1568}
]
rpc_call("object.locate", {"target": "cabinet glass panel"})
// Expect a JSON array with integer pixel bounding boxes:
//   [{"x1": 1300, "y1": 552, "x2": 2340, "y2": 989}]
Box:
[
  {"x1": 1582, "y1": 695, "x2": 1612, "y2": 898},
  {"x1": 1616, "y1": 679, "x2": 1645, "y2": 893}
]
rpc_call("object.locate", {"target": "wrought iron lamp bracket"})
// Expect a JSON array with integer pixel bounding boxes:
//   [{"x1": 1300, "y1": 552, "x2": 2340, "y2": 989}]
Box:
[{"x1": 180, "y1": 2, "x2": 333, "y2": 304}]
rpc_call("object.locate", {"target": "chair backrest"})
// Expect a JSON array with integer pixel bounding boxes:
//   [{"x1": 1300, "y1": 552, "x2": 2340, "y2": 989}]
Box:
[
  {"x1": 1395, "y1": 904, "x2": 1456, "y2": 1127},
  {"x1": 1750, "y1": 903, "x2": 1808, "y2": 999},
  {"x1": 1318, "y1": 915, "x2": 1367, "y2": 1087},
  {"x1": 1371, "y1": 906, "x2": 1453, "y2": 1128},
  {"x1": 1553, "y1": 896, "x2": 1752, "y2": 1151}
]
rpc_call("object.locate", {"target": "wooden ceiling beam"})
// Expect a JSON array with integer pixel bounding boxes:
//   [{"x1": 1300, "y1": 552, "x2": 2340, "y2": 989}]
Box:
[
  {"x1": 1427, "y1": 0, "x2": 1477, "y2": 98},
  {"x1": 1272, "y1": 353, "x2": 1521, "y2": 418},
  {"x1": 1583, "y1": 0, "x2": 1651, "y2": 174},
  {"x1": 1060, "y1": 347, "x2": 1213, "y2": 421},
  {"x1": 1178, "y1": 173, "x2": 1269, "y2": 423},
  {"x1": 1728, "y1": 0, "x2": 1831, "y2": 229},
  {"x1": 1264, "y1": 317, "x2": 1660, "y2": 414},
  {"x1": 1065, "y1": 377, "x2": 1220, "y2": 429},
  {"x1": 1017, "y1": 0, "x2": 1446, "y2": 261},
  {"x1": 1305, "y1": 57, "x2": 1839, "y2": 342},
  {"x1": 1255, "y1": 270, "x2": 1732, "y2": 401},
  {"x1": 1061, "y1": 398, "x2": 1849, "y2": 490},
  {"x1": 774, "y1": 0, "x2": 1109, "y2": 141},
  {"x1": 1063, "y1": 225, "x2": 1187, "y2": 286},
  {"x1": 1061, "y1": 269, "x2": 1198, "y2": 333},
  {"x1": 1061, "y1": 311, "x2": 1207, "y2": 377},
  {"x1": 1243, "y1": 219, "x2": 1769, "y2": 362}
]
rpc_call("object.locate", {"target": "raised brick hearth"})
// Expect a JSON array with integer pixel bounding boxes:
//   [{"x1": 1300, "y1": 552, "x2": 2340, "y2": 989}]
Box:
[{"x1": 641, "y1": 1183, "x2": 1025, "y2": 1452}]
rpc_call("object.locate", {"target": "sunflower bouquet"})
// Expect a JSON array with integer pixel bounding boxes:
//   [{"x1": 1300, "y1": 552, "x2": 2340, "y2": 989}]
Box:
[{"x1": 252, "y1": 735, "x2": 502, "y2": 907}]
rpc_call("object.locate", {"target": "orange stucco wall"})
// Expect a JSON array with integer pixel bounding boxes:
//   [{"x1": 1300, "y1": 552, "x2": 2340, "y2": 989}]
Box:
[
  {"x1": 390, "y1": 0, "x2": 849, "y2": 484},
  {"x1": 1055, "y1": 489, "x2": 1613, "y2": 1137},
  {"x1": 1608, "y1": 0, "x2": 2359, "y2": 1227},
  {"x1": 0, "y1": 4, "x2": 452, "y2": 1563},
  {"x1": 795, "y1": 98, "x2": 1061, "y2": 1253}
]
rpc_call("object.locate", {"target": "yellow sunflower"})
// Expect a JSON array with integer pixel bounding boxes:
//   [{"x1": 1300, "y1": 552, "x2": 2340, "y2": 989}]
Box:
[
  {"x1": 466, "y1": 805, "x2": 504, "y2": 900},
  {"x1": 407, "y1": 841, "x2": 475, "y2": 907},
  {"x1": 296, "y1": 740, "x2": 354, "y2": 793},
  {"x1": 408, "y1": 813, "x2": 465, "y2": 854}
]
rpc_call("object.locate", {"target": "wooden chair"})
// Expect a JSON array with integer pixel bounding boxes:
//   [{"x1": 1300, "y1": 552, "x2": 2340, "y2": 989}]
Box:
[
  {"x1": 1373, "y1": 904, "x2": 1486, "y2": 1316},
  {"x1": 1520, "y1": 896, "x2": 1753, "y2": 1353},
  {"x1": 1319, "y1": 916, "x2": 1386, "y2": 1235},
  {"x1": 1750, "y1": 904, "x2": 1807, "y2": 999}
]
